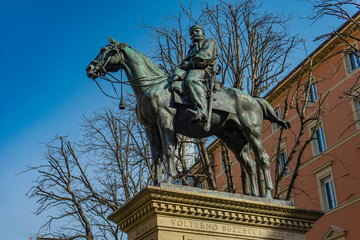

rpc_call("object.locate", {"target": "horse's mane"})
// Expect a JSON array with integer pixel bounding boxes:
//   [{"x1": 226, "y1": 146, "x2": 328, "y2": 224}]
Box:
[{"x1": 127, "y1": 46, "x2": 168, "y2": 77}]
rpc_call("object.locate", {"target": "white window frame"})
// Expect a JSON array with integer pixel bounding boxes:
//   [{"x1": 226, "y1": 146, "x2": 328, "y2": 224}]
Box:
[{"x1": 313, "y1": 161, "x2": 338, "y2": 211}]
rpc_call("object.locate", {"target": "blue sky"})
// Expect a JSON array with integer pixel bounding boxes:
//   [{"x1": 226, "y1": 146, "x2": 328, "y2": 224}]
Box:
[{"x1": 0, "y1": 0, "x2": 354, "y2": 239}]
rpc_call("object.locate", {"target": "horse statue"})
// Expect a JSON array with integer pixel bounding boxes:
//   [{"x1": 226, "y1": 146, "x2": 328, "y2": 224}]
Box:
[{"x1": 86, "y1": 37, "x2": 290, "y2": 199}]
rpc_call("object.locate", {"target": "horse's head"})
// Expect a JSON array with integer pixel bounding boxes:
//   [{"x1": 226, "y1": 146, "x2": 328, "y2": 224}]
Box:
[{"x1": 86, "y1": 36, "x2": 126, "y2": 79}]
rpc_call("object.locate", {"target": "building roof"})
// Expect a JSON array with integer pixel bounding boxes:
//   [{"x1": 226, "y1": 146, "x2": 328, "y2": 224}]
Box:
[
  {"x1": 265, "y1": 10, "x2": 360, "y2": 103},
  {"x1": 207, "y1": 10, "x2": 360, "y2": 153}
]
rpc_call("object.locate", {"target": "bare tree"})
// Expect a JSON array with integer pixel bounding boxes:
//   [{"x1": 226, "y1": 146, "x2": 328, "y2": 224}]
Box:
[
  {"x1": 27, "y1": 102, "x2": 151, "y2": 239},
  {"x1": 271, "y1": 4, "x2": 360, "y2": 199},
  {"x1": 272, "y1": 58, "x2": 331, "y2": 199},
  {"x1": 80, "y1": 102, "x2": 152, "y2": 200},
  {"x1": 309, "y1": 0, "x2": 359, "y2": 43},
  {"x1": 27, "y1": 136, "x2": 97, "y2": 240},
  {"x1": 307, "y1": 0, "x2": 360, "y2": 133},
  {"x1": 202, "y1": 0, "x2": 298, "y2": 96},
  {"x1": 220, "y1": 141, "x2": 235, "y2": 192}
]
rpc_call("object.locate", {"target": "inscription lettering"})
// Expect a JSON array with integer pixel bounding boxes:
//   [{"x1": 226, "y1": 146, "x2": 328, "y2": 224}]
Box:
[
  {"x1": 170, "y1": 219, "x2": 218, "y2": 231},
  {"x1": 170, "y1": 218, "x2": 295, "y2": 239}
]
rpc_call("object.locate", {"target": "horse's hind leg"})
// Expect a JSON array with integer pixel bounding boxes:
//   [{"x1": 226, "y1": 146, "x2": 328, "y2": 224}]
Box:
[
  {"x1": 239, "y1": 144, "x2": 259, "y2": 196},
  {"x1": 248, "y1": 134, "x2": 273, "y2": 199},
  {"x1": 220, "y1": 133, "x2": 258, "y2": 196}
]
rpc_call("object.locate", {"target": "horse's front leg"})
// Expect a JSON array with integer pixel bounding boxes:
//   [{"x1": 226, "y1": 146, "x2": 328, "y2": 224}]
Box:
[
  {"x1": 145, "y1": 128, "x2": 163, "y2": 185},
  {"x1": 158, "y1": 109, "x2": 177, "y2": 184}
]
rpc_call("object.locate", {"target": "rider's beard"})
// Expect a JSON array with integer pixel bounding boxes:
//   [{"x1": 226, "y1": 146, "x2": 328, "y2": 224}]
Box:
[{"x1": 192, "y1": 35, "x2": 205, "y2": 42}]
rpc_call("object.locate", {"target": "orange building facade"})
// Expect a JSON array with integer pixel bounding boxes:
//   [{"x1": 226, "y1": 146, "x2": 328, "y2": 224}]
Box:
[{"x1": 208, "y1": 12, "x2": 360, "y2": 240}]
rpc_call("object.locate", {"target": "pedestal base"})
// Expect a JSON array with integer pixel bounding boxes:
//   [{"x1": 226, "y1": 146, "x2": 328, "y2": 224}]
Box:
[{"x1": 108, "y1": 184, "x2": 323, "y2": 240}]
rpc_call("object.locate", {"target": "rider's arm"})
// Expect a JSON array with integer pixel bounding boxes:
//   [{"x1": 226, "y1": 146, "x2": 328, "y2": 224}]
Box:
[{"x1": 191, "y1": 39, "x2": 218, "y2": 69}]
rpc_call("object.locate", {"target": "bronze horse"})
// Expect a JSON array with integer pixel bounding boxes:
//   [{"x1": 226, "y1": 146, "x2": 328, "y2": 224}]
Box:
[{"x1": 86, "y1": 37, "x2": 290, "y2": 199}]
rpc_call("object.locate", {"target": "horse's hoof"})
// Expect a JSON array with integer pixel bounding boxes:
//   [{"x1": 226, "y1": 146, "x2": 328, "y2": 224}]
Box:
[
  {"x1": 264, "y1": 191, "x2": 273, "y2": 199},
  {"x1": 153, "y1": 182, "x2": 161, "y2": 186},
  {"x1": 165, "y1": 176, "x2": 176, "y2": 184}
]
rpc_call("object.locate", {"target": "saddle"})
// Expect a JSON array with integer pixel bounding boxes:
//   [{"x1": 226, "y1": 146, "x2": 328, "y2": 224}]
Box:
[{"x1": 171, "y1": 80, "x2": 236, "y2": 115}]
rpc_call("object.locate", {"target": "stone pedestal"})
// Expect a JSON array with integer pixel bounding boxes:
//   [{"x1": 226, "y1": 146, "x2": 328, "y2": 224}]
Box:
[{"x1": 108, "y1": 184, "x2": 323, "y2": 240}]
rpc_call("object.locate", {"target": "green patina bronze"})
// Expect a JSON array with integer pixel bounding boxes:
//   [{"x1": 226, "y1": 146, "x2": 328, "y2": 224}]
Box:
[
  {"x1": 86, "y1": 32, "x2": 290, "y2": 199},
  {"x1": 172, "y1": 24, "x2": 219, "y2": 124}
]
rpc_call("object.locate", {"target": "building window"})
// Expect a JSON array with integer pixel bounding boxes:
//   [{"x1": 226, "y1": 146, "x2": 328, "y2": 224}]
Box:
[
  {"x1": 308, "y1": 83, "x2": 318, "y2": 103},
  {"x1": 186, "y1": 176, "x2": 194, "y2": 186},
  {"x1": 272, "y1": 107, "x2": 281, "y2": 132},
  {"x1": 313, "y1": 161, "x2": 337, "y2": 211},
  {"x1": 209, "y1": 154, "x2": 215, "y2": 169},
  {"x1": 219, "y1": 154, "x2": 225, "y2": 173},
  {"x1": 309, "y1": 121, "x2": 327, "y2": 155},
  {"x1": 272, "y1": 139, "x2": 289, "y2": 175},
  {"x1": 351, "y1": 96, "x2": 360, "y2": 129},
  {"x1": 280, "y1": 151, "x2": 289, "y2": 175},
  {"x1": 315, "y1": 126, "x2": 326, "y2": 154},
  {"x1": 344, "y1": 45, "x2": 360, "y2": 73},
  {"x1": 303, "y1": 77, "x2": 318, "y2": 104},
  {"x1": 322, "y1": 176, "x2": 337, "y2": 210},
  {"x1": 348, "y1": 50, "x2": 360, "y2": 71}
]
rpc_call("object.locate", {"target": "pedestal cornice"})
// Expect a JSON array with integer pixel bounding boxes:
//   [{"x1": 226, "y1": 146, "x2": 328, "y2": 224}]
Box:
[{"x1": 108, "y1": 184, "x2": 324, "y2": 235}]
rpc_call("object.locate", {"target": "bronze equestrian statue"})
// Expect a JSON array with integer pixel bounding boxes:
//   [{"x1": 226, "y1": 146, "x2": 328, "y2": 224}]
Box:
[{"x1": 86, "y1": 27, "x2": 290, "y2": 199}]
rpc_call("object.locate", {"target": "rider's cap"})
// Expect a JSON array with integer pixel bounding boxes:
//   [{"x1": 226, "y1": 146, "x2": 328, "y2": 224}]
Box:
[{"x1": 189, "y1": 24, "x2": 204, "y2": 34}]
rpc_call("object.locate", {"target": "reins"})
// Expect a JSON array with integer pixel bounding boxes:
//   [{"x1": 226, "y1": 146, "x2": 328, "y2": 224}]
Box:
[
  {"x1": 91, "y1": 44, "x2": 169, "y2": 104},
  {"x1": 99, "y1": 73, "x2": 168, "y2": 88},
  {"x1": 97, "y1": 44, "x2": 169, "y2": 88}
]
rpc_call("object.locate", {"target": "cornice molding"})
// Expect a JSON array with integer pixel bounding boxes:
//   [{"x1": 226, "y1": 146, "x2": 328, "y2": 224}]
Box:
[
  {"x1": 108, "y1": 185, "x2": 324, "y2": 233},
  {"x1": 266, "y1": 12, "x2": 360, "y2": 104}
]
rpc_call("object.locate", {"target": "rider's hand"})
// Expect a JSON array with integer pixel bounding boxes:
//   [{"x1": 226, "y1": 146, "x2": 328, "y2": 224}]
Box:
[
  {"x1": 180, "y1": 61, "x2": 192, "y2": 70},
  {"x1": 169, "y1": 81, "x2": 183, "y2": 95}
]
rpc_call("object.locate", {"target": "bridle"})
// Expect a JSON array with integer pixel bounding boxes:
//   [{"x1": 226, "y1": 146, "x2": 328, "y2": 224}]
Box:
[
  {"x1": 88, "y1": 42, "x2": 169, "y2": 104},
  {"x1": 89, "y1": 43, "x2": 126, "y2": 78}
]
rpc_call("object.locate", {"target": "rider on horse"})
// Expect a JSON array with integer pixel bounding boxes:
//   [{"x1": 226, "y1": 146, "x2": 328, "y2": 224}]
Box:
[{"x1": 172, "y1": 24, "x2": 219, "y2": 123}]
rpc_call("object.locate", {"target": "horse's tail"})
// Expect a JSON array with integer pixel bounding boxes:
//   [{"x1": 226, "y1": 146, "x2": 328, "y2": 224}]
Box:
[{"x1": 255, "y1": 98, "x2": 291, "y2": 129}]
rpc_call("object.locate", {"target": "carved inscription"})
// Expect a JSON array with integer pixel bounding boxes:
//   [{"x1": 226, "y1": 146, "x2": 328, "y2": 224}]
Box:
[
  {"x1": 170, "y1": 218, "x2": 296, "y2": 240},
  {"x1": 171, "y1": 219, "x2": 218, "y2": 231},
  {"x1": 222, "y1": 225, "x2": 295, "y2": 239}
]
